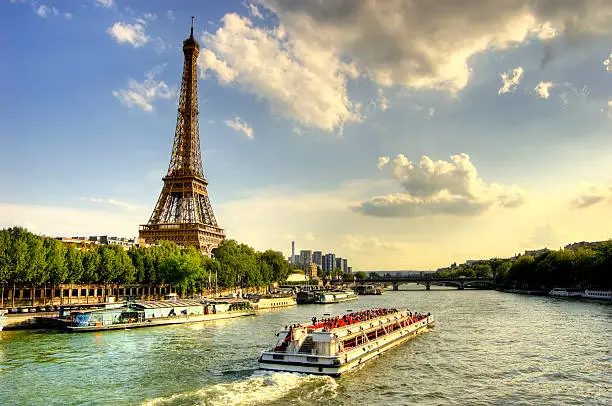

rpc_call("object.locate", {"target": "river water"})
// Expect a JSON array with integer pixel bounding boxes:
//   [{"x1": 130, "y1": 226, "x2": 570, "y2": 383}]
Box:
[{"x1": 0, "y1": 290, "x2": 610, "y2": 405}]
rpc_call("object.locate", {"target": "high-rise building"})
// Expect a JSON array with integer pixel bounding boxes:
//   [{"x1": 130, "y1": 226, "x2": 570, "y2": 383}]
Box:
[
  {"x1": 291, "y1": 241, "x2": 295, "y2": 265},
  {"x1": 300, "y1": 250, "x2": 312, "y2": 270},
  {"x1": 347, "y1": 266, "x2": 352, "y2": 274},
  {"x1": 323, "y1": 253, "x2": 336, "y2": 273},
  {"x1": 293, "y1": 255, "x2": 301, "y2": 266},
  {"x1": 342, "y1": 258, "x2": 348, "y2": 273},
  {"x1": 335, "y1": 257, "x2": 343, "y2": 270},
  {"x1": 312, "y1": 251, "x2": 322, "y2": 269}
]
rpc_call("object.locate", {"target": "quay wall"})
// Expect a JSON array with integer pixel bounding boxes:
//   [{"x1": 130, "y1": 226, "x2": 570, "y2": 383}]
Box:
[{"x1": 1, "y1": 284, "x2": 268, "y2": 309}]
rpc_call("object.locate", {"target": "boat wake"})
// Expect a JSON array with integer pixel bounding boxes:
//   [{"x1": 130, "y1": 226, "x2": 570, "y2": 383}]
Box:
[{"x1": 142, "y1": 371, "x2": 338, "y2": 406}]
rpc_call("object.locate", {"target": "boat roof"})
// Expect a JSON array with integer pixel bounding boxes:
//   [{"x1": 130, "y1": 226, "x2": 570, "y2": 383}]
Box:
[{"x1": 132, "y1": 300, "x2": 204, "y2": 309}]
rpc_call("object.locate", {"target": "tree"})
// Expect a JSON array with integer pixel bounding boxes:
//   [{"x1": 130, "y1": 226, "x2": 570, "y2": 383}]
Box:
[
  {"x1": 355, "y1": 271, "x2": 367, "y2": 281},
  {"x1": 66, "y1": 246, "x2": 84, "y2": 284},
  {"x1": 44, "y1": 238, "x2": 68, "y2": 303}
]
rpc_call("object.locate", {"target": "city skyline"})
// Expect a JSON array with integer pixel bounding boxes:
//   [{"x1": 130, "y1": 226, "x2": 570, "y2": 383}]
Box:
[{"x1": 1, "y1": 1, "x2": 611, "y2": 270}]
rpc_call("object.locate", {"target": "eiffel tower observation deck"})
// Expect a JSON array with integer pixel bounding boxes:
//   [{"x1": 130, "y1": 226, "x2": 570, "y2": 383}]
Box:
[{"x1": 139, "y1": 18, "x2": 225, "y2": 253}]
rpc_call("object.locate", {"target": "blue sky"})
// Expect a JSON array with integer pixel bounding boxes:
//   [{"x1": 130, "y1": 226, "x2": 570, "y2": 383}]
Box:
[{"x1": 1, "y1": 0, "x2": 611, "y2": 270}]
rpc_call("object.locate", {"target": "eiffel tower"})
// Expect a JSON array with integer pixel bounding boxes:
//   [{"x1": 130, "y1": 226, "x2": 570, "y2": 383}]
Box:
[{"x1": 139, "y1": 18, "x2": 225, "y2": 253}]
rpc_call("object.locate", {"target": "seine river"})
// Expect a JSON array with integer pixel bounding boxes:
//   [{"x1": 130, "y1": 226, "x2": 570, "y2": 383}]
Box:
[{"x1": 0, "y1": 290, "x2": 610, "y2": 405}]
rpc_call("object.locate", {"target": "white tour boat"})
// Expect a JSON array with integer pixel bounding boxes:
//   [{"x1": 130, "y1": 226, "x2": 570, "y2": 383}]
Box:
[
  {"x1": 549, "y1": 288, "x2": 583, "y2": 297},
  {"x1": 314, "y1": 289, "x2": 358, "y2": 304},
  {"x1": 0, "y1": 310, "x2": 7, "y2": 331},
  {"x1": 581, "y1": 289, "x2": 612, "y2": 301},
  {"x1": 250, "y1": 293, "x2": 297, "y2": 310},
  {"x1": 258, "y1": 308, "x2": 434, "y2": 376}
]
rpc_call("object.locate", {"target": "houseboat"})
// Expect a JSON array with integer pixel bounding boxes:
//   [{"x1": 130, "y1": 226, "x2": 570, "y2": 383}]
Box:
[
  {"x1": 297, "y1": 286, "x2": 324, "y2": 304},
  {"x1": 0, "y1": 310, "x2": 7, "y2": 331},
  {"x1": 314, "y1": 289, "x2": 358, "y2": 304},
  {"x1": 258, "y1": 308, "x2": 434, "y2": 376},
  {"x1": 581, "y1": 289, "x2": 612, "y2": 301},
  {"x1": 355, "y1": 285, "x2": 385, "y2": 295},
  {"x1": 66, "y1": 299, "x2": 254, "y2": 332},
  {"x1": 548, "y1": 288, "x2": 583, "y2": 297},
  {"x1": 250, "y1": 293, "x2": 297, "y2": 310}
]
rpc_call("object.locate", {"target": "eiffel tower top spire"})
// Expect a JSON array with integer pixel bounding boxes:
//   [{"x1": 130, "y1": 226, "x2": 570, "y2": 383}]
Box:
[{"x1": 167, "y1": 18, "x2": 202, "y2": 178}]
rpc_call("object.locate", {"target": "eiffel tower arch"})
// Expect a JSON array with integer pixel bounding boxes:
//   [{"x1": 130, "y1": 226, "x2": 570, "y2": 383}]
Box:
[{"x1": 139, "y1": 18, "x2": 225, "y2": 253}]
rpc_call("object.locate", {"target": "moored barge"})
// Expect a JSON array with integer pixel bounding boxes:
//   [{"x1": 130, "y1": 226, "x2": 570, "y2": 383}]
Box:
[
  {"x1": 258, "y1": 308, "x2": 434, "y2": 376},
  {"x1": 66, "y1": 299, "x2": 254, "y2": 332}
]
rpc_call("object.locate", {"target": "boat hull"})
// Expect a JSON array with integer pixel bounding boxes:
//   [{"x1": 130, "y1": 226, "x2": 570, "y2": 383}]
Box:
[
  {"x1": 259, "y1": 315, "x2": 434, "y2": 376},
  {"x1": 67, "y1": 310, "x2": 255, "y2": 332}
]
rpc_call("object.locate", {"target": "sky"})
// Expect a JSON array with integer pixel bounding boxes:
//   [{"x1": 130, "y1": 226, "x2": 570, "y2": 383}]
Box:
[{"x1": 1, "y1": 0, "x2": 611, "y2": 271}]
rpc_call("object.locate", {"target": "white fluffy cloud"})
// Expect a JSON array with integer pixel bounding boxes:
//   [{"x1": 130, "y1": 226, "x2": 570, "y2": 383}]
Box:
[
  {"x1": 376, "y1": 89, "x2": 389, "y2": 111},
  {"x1": 107, "y1": 22, "x2": 149, "y2": 47},
  {"x1": 36, "y1": 5, "x2": 57, "y2": 18},
  {"x1": 112, "y1": 66, "x2": 176, "y2": 112},
  {"x1": 248, "y1": 3, "x2": 263, "y2": 19},
  {"x1": 376, "y1": 156, "x2": 390, "y2": 170},
  {"x1": 604, "y1": 53, "x2": 612, "y2": 72},
  {"x1": 354, "y1": 153, "x2": 525, "y2": 217},
  {"x1": 534, "y1": 81, "x2": 555, "y2": 99},
  {"x1": 198, "y1": 13, "x2": 360, "y2": 133},
  {"x1": 262, "y1": 0, "x2": 612, "y2": 92},
  {"x1": 498, "y1": 67, "x2": 524, "y2": 94},
  {"x1": 225, "y1": 116, "x2": 254, "y2": 139},
  {"x1": 80, "y1": 197, "x2": 141, "y2": 212},
  {"x1": 95, "y1": 0, "x2": 114, "y2": 8},
  {"x1": 573, "y1": 185, "x2": 612, "y2": 208}
]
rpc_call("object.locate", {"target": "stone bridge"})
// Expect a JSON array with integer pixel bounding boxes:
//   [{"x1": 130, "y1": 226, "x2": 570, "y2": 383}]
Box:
[{"x1": 364, "y1": 275, "x2": 495, "y2": 290}]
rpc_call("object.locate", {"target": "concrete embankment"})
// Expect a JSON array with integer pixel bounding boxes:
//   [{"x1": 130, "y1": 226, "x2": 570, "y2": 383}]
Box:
[{"x1": 3, "y1": 312, "x2": 59, "y2": 330}]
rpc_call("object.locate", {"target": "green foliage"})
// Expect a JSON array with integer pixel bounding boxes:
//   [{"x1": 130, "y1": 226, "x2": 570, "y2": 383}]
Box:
[
  {"x1": 355, "y1": 271, "x2": 368, "y2": 281},
  {"x1": 434, "y1": 242, "x2": 612, "y2": 289},
  {"x1": 0, "y1": 228, "x2": 293, "y2": 296}
]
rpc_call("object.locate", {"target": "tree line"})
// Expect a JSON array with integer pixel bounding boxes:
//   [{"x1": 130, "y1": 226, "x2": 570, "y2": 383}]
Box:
[
  {"x1": 434, "y1": 242, "x2": 611, "y2": 289},
  {"x1": 0, "y1": 227, "x2": 294, "y2": 299}
]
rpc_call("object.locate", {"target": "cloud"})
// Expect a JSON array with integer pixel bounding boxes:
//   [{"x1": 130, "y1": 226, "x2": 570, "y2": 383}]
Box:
[
  {"x1": 80, "y1": 197, "x2": 141, "y2": 212},
  {"x1": 376, "y1": 156, "x2": 390, "y2": 170},
  {"x1": 377, "y1": 89, "x2": 389, "y2": 111},
  {"x1": 112, "y1": 66, "x2": 176, "y2": 112},
  {"x1": 534, "y1": 81, "x2": 555, "y2": 99},
  {"x1": 95, "y1": 0, "x2": 114, "y2": 8},
  {"x1": 35, "y1": 5, "x2": 58, "y2": 18},
  {"x1": 248, "y1": 3, "x2": 263, "y2": 19},
  {"x1": 342, "y1": 234, "x2": 403, "y2": 251},
  {"x1": 107, "y1": 22, "x2": 149, "y2": 47},
  {"x1": 0, "y1": 202, "x2": 146, "y2": 237},
  {"x1": 604, "y1": 53, "x2": 612, "y2": 72},
  {"x1": 167, "y1": 10, "x2": 175, "y2": 21},
  {"x1": 354, "y1": 153, "x2": 525, "y2": 218},
  {"x1": 498, "y1": 67, "x2": 524, "y2": 94},
  {"x1": 573, "y1": 185, "x2": 612, "y2": 208},
  {"x1": 198, "y1": 13, "x2": 360, "y2": 133},
  {"x1": 225, "y1": 116, "x2": 254, "y2": 139},
  {"x1": 262, "y1": 0, "x2": 612, "y2": 92}
]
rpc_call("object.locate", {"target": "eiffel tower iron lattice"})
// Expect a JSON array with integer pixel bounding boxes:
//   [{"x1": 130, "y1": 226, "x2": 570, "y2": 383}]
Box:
[{"x1": 139, "y1": 18, "x2": 225, "y2": 253}]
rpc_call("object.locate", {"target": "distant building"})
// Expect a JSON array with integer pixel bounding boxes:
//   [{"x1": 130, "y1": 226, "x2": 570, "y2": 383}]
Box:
[
  {"x1": 342, "y1": 258, "x2": 348, "y2": 273},
  {"x1": 293, "y1": 255, "x2": 301, "y2": 267},
  {"x1": 323, "y1": 253, "x2": 336, "y2": 273},
  {"x1": 300, "y1": 250, "x2": 312, "y2": 269},
  {"x1": 291, "y1": 241, "x2": 295, "y2": 265},
  {"x1": 312, "y1": 251, "x2": 323, "y2": 269},
  {"x1": 564, "y1": 241, "x2": 605, "y2": 250},
  {"x1": 347, "y1": 266, "x2": 352, "y2": 274},
  {"x1": 306, "y1": 263, "x2": 318, "y2": 279},
  {"x1": 524, "y1": 248, "x2": 550, "y2": 257},
  {"x1": 335, "y1": 257, "x2": 343, "y2": 270},
  {"x1": 56, "y1": 235, "x2": 144, "y2": 250}
]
